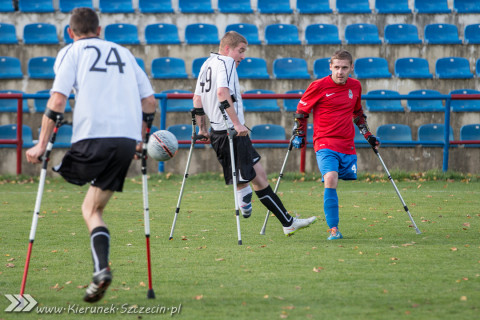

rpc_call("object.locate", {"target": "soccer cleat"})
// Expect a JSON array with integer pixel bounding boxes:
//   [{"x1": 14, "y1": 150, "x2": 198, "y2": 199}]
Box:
[
  {"x1": 83, "y1": 268, "x2": 112, "y2": 303},
  {"x1": 327, "y1": 227, "x2": 343, "y2": 240},
  {"x1": 283, "y1": 216, "x2": 317, "y2": 236}
]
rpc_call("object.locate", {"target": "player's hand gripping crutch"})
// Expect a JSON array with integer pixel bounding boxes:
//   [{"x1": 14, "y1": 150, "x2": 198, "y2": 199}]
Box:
[
  {"x1": 169, "y1": 108, "x2": 207, "y2": 240},
  {"x1": 141, "y1": 113, "x2": 155, "y2": 299},
  {"x1": 218, "y1": 101, "x2": 242, "y2": 245},
  {"x1": 371, "y1": 146, "x2": 421, "y2": 234},
  {"x1": 259, "y1": 134, "x2": 295, "y2": 235},
  {"x1": 21, "y1": 115, "x2": 64, "y2": 298}
]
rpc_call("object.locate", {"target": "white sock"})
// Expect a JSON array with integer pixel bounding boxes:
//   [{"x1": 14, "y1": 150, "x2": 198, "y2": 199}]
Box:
[{"x1": 236, "y1": 185, "x2": 253, "y2": 210}]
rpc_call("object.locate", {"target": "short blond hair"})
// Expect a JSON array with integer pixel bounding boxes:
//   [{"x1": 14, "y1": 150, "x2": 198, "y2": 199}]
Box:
[{"x1": 219, "y1": 31, "x2": 247, "y2": 52}]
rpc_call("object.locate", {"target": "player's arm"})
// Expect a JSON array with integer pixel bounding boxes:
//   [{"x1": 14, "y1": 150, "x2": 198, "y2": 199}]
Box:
[
  {"x1": 26, "y1": 92, "x2": 67, "y2": 164},
  {"x1": 135, "y1": 95, "x2": 157, "y2": 158},
  {"x1": 217, "y1": 87, "x2": 248, "y2": 136},
  {"x1": 193, "y1": 94, "x2": 209, "y2": 140},
  {"x1": 292, "y1": 85, "x2": 315, "y2": 148},
  {"x1": 353, "y1": 109, "x2": 380, "y2": 149}
]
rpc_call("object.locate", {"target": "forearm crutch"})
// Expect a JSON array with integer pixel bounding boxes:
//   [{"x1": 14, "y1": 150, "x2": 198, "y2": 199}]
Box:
[
  {"x1": 259, "y1": 135, "x2": 295, "y2": 235},
  {"x1": 372, "y1": 147, "x2": 421, "y2": 234},
  {"x1": 218, "y1": 102, "x2": 242, "y2": 245},
  {"x1": 21, "y1": 115, "x2": 64, "y2": 298},
  {"x1": 141, "y1": 118, "x2": 156, "y2": 299},
  {"x1": 169, "y1": 109, "x2": 205, "y2": 240}
]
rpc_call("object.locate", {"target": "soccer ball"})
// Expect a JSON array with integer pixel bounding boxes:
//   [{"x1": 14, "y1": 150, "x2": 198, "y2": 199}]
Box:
[{"x1": 147, "y1": 130, "x2": 178, "y2": 161}]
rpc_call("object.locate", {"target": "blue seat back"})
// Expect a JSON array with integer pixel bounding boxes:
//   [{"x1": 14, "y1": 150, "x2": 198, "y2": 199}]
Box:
[
  {"x1": 283, "y1": 90, "x2": 304, "y2": 112},
  {"x1": 145, "y1": 23, "x2": 180, "y2": 44},
  {"x1": 28, "y1": 56, "x2": 55, "y2": 79},
  {"x1": 0, "y1": 23, "x2": 17, "y2": 44},
  {"x1": 50, "y1": 124, "x2": 72, "y2": 147},
  {"x1": 24, "y1": 23, "x2": 59, "y2": 45},
  {"x1": 345, "y1": 23, "x2": 381, "y2": 44},
  {"x1": 218, "y1": 0, "x2": 252, "y2": 13},
  {"x1": 436, "y1": 57, "x2": 473, "y2": 79},
  {"x1": 354, "y1": 57, "x2": 391, "y2": 79},
  {"x1": 0, "y1": 0, "x2": 14, "y2": 11},
  {"x1": 424, "y1": 24, "x2": 461, "y2": 44},
  {"x1": 151, "y1": 57, "x2": 188, "y2": 79},
  {"x1": 0, "y1": 90, "x2": 29, "y2": 112},
  {"x1": 454, "y1": 0, "x2": 480, "y2": 13},
  {"x1": 105, "y1": 24, "x2": 139, "y2": 45},
  {"x1": 243, "y1": 90, "x2": 280, "y2": 112},
  {"x1": 33, "y1": 90, "x2": 73, "y2": 113},
  {"x1": 64, "y1": 25, "x2": 73, "y2": 44},
  {"x1": 460, "y1": 124, "x2": 480, "y2": 147},
  {"x1": 418, "y1": 123, "x2": 454, "y2": 142},
  {"x1": 336, "y1": 0, "x2": 371, "y2": 13},
  {"x1": 135, "y1": 57, "x2": 145, "y2": 72},
  {"x1": 414, "y1": 0, "x2": 450, "y2": 13},
  {"x1": 167, "y1": 124, "x2": 204, "y2": 148},
  {"x1": 161, "y1": 89, "x2": 194, "y2": 112},
  {"x1": 297, "y1": 0, "x2": 331, "y2": 13},
  {"x1": 450, "y1": 89, "x2": 480, "y2": 112},
  {"x1": 99, "y1": 0, "x2": 134, "y2": 13},
  {"x1": 395, "y1": 57, "x2": 432, "y2": 79},
  {"x1": 225, "y1": 24, "x2": 260, "y2": 45},
  {"x1": 265, "y1": 24, "x2": 301, "y2": 45},
  {"x1": 0, "y1": 57, "x2": 23, "y2": 79},
  {"x1": 273, "y1": 58, "x2": 310, "y2": 79},
  {"x1": 384, "y1": 24, "x2": 421, "y2": 44},
  {"x1": 250, "y1": 124, "x2": 287, "y2": 148},
  {"x1": 257, "y1": 0, "x2": 292, "y2": 13},
  {"x1": 313, "y1": 58, "x2": 331, "y2": 79},
  {"x1": 375, "y1": 0, "x2": 411, "y2": 13},
  {"x1": 59, "y1": 0, "x2": 94, "y2": 12},
  {"x1": 19, "y1": 0, "x2": 54, "y2": 12},
  {"x1": 237, "y1": 57, "x2": 269, "y2": 79},
  {"x1": 185, "y1": 24, "x2": 219, "y2": 44},
  {"x1": 376, "y1": 124, "x2": 412, "y2": 141},
  {"x1": 407, "y1": 90, "x2": 444, "y2": 112},
  {"x1": 192, "y1": 57, "x2": 208, "y2": 78},
  {"x1": 179, "y1": 0, "x2": 213, "y2": 13},
  {"x1": 464, "y1": 24, "x2": 480, "y2": 44},
  {"x1": 0, "y1": 124, "x2": 34, "y2": 147},
  {"x1": 305, "y1": 24, "x2": 341, "y2": 45},
  {"x1": 365, "y1": 90, "x2": 404, "y2": 112},
  {"x1": 139, "y1": 0, "x2": 174, "y2": 13}
]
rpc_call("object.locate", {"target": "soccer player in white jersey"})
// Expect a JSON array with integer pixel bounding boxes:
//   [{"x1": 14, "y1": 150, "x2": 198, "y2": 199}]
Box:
[
  {"x1": 26, "y1": 7, "x2": 157, "y2": 303},
  {"x1": 193, "y1": 31, "x2": 317, "y2": 236}
]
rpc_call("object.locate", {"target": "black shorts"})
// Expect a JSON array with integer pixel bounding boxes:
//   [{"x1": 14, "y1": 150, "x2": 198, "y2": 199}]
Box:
[
  {"x1": 210, "y1": 129, "x2": 261, "y2": 185},
  {"x1": 53, "y1": 138, "x2": 136, "y2": 192}
]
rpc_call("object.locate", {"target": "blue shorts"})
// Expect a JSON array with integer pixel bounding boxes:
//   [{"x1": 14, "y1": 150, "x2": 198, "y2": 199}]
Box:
[{"x1": 316, "y1": 149, "x2": 357, "y2": 181}]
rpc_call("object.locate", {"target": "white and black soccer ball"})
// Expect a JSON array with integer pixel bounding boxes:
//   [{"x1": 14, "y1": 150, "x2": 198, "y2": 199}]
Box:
[{"x1": 147, "y1": 130, "x2": 178, "y2": 162}]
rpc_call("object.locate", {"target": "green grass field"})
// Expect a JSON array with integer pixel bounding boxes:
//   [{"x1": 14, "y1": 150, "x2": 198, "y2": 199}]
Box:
[{"x1": 0, "y1": 172, "x2": 479, "y2": 319}]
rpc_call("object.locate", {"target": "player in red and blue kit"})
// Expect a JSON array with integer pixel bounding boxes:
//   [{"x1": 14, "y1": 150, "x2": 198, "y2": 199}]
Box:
[{"x1": 292, "y1": 50, "x2": 380, "y2": 240}]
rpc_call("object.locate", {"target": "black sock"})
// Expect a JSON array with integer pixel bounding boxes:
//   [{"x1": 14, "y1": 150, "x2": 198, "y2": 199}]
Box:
[
  {"x1": 255, "y1": 185, "x2": 293, "y2": 227},
  {"x1": 90, "y1": 226, "x2": 110, "y2": 273}
]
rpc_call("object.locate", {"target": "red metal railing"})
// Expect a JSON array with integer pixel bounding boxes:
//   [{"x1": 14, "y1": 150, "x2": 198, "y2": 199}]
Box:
[{"x1": 0, "y1": 93, "x2": 23, "y2": 174}]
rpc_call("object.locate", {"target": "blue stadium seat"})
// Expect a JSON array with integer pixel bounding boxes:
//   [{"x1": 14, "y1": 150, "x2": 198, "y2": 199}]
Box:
[
  {"x1": 297, "y1": 0, "x2": 332, "y2": 13},
  {"x1": 33, "y1": 90, "x2": 73, "y2": 113},
  {"x1": 257, "y1": 0, "x2": 292, "y2": 13},
  {"x1": 424, "y1": 24, "x2": 462, "y2": 44},
  {"x1": 394, "y1": 57, "x2": 433, "y2": 79},
  {"x1": 450, "y1": 89, "x2": 480, "y2": 112},
  {"x1": 0, "y1": 23, "x2": 17, "y2": 44},
  {"x1": 375, "y1": 0, "x2": 411, "y2": 13},
  {"x1": 345, "y1": 24, "x2": 381, "y2": 44},
  {"x1": 414, "y1": 0, "x2": 450, "y2": 13},
  {"x1": 135, "y1": 57, "x2": 145, "y2": 72},
  {"x1": 225, "y1": 24, "x2": 261, "y2": 45},
  {"x1": 453, "y1": 0, "x2": 480, "y2": 13},
  {"x1": 28, "y1": 56, "x2": 55, "y2": 79},
  {"x1": 243, "y1": 90, "x2": 280, "y2": 112},
  {"x1": 179, "y1": 0, "x2": 213, "y2": 13},
  {"x1": 161, "y1": 90, "x2": 194, "y2": 112},
  {"x1": 464, "y1": 24, "x2": 480, "y2": 44},
  {"x1": 218, "y1": 0, "x2": 252, "y2": 13},
  {"x1": 0, "y1": 90, "x2": 29, "y2": 113},
  {"x1": 306, "y1": 123, "x2": 313, "y2": 144},
  {"x1": 0, "y1": 0, "x2": 14, "y2": 11},
  {"x1": 418, "y1": 123, "x2": 454, "y2": 143},
  {"x1": 365, "y1": 90, "x2": 404, "y2": 112},
  {"x1": 265, "y1": 24, "x2": 301, "y2": 45},
  {"x1": 354, "y1": 125, "x2": 369, "y2": 147},
  {"x1": 192, "y1": 57, "x2": 208, "y2": 78},
  {"x1": 376, "y1": 124, "x2": 413, "y2": 147},
  {"x1": 0, "y1": 57, "x2": 23, "y2": 79},
  {"x1": 305, "y1": 24, "x2": 341, "y2": 45},
  {"x1": 477, "y1": 59, "x2": 480, "y2": 77},
  {"x1": 237, "y1": 57, "x2": 270, "y2": 79},
  {"x1": 460, "y1": 124, "x2": 480, "y2": 147},
  {"x1": 167, "y1": 124, "x2": 204, "y2": 148},
  {"x1": 151, "y1": 57, "x2": 188, "y2": 79},
  {"x1": 250, "y1": 124, "x2": 287, "y2": 148},
  {"x1": 406, "y1": 90, "x2": 444, "y2": 112},
  {"x1": 185, "y1": 24, "x2": 219, "y2": 45},
  {"x1": 139, "y1": 0, "x2": 174, "y2": 13},
  {"x1": 24, "y1": 23, "x2": 59, "y2": 45},
  {"x1": 52, "y1": 124, "x2": 73, "y2": 148},
  {"x1": 19, "y1": 0, "x2": 54, "y2": 12},
  {"x1": 313, "y1": 58, "x2": 331, "y2": 79},
  {"x1": 64, "y1": 25, "x2": 73, "y2": 44},
  {"x1": 283, "y1": 90, "x2": 304, "y2": 112},
  {"x1": 435, "y1": 57, "x2": 473, "y2": 79},
  {"x1": 105, "y1": 24, "x2": 139, "y2": 45},
  {"x1": 384, "y1": 24, "x2": 422, "y2": 44},
  {"x1": 59, "y1": 0, "x2": 94, "y2": 12},
  {"x1": 336, "y1": 0, "x2": 371, "y2": 13},
  {"x1": 99, "y1": 0, "x2": 134, "y2": 13},
  {"x1": 0, "y1": 124, "x2": 34, "y2": 148},
  {"x1": 273, "y1": 58, "x2": 310, "y2": 79},
  {"x1": 354, "y1": 57, "x2": 391, "y2": 79},
  {"x1": 145, "y1": 23, "x2": 180, "y2": 45}
]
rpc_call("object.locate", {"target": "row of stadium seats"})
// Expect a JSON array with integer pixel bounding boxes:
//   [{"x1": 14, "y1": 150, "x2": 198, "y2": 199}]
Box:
[
  {"x1": 3, "y1": 55, "x2": 479, "y2": 80},
  {"x1": 2, "y1": 22, "x2": 480, "y2": 45},
  {"x1": 2, "y1": 88, "x2": 479, "y2": 113},
  {"x1": 2, "y1": 122, "x2": 479, "y2": 149},
  {"x1": 2, "y1": 0, "x2": 479, "y2": 14}
]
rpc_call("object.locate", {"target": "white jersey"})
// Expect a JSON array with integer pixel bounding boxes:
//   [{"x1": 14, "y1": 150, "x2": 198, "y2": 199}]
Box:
[
  {"x1": 51, "y1": 37, "x2": 154, "y2": 143},
  {"x1": 194, "y1": 53, "x2": 245, "y2": 131}
]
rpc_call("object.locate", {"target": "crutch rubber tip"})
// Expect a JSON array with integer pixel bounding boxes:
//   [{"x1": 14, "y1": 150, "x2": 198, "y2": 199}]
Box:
[
  {"x1": 259, "y1": 231, "x2": 265, "y2": 235},
  {"x1": 147, "y1": 289, "x2": 155, "y2": 299},
  {"x1": 238, "y1": 240, "x2": 242, "y2": 245},
  {"x1": 168, "y1": 237, "x2": 173, "y2": 240}
]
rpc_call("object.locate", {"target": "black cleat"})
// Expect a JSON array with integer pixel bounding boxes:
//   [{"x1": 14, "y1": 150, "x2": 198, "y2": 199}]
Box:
[{"x1": 83, "y1": 268, "x2": 112, "y2": 303}]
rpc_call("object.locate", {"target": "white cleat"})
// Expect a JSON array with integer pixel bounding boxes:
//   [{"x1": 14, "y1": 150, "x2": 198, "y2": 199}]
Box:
[{"x1": 283, "y1": 216, "x2": 317, "y2": 236}]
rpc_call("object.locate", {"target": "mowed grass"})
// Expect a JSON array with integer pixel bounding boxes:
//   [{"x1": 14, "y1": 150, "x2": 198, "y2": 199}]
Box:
[{"x1": 0, "y1": 173, "x2": 479, "y2": 320}]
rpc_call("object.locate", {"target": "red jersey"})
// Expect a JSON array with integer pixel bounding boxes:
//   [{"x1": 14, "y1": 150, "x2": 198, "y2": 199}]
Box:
[{"x1": 297, "y1": 76, "x2": 363, "y2": 155}]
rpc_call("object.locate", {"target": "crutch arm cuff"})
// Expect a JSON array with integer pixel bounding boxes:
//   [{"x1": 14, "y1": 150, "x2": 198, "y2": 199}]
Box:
[{"x1": 44, "y1": 107, "x2": 64, "y2": 122}]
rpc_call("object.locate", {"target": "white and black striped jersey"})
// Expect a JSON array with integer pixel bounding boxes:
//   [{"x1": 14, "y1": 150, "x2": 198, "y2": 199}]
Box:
[
  {"x1": 51, "y1": 37, "x2": 154, "y2": 143},
  {"x1": 194, "y1": 53, "x2": 245, "y2": 131}
]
